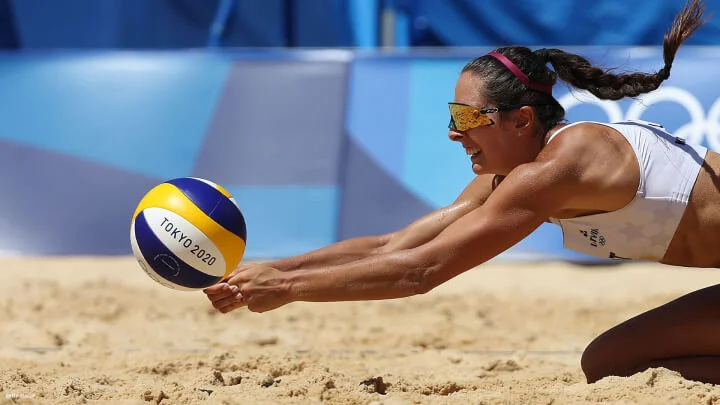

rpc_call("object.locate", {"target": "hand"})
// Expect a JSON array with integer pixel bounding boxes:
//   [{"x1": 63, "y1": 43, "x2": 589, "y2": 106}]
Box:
[{"x1": 203, "y1": 263, "x2": 293, "y2": 313}]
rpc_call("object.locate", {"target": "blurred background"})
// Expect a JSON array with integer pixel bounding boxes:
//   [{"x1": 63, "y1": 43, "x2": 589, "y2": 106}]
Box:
[{"x1": 0, "y1": 0, "x2": 719, "y2": 263}]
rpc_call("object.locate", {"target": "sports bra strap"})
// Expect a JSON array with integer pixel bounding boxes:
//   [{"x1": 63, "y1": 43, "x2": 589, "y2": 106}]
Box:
[{"x1": 545, "y1": 121, "x2": 587, "y2": 145}]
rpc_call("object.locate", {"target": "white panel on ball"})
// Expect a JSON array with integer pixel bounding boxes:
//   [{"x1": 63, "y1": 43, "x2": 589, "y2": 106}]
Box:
[{"x1": 141, "y1": 207, "x2": 227, "y2": 277}]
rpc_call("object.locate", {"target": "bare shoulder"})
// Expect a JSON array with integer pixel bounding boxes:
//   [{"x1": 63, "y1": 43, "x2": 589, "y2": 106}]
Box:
[
  {"x1": 542, "y1": 122, "x2": 622, "y2": 158},
  {"x1": 536, "y1": 121, "x2": 641, "y2": 214},
  {"x1": 540, "y1": 122, "x2": 637, "y2": 173}
]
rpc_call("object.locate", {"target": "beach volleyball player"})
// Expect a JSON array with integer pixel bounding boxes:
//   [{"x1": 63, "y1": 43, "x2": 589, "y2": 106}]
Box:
[{"x1": 204, "y1": 0, "x2": 720, "y2": 385}]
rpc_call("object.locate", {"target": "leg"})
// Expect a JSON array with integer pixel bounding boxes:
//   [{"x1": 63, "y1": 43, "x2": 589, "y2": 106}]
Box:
[{"x1": 581, "y1": 283, "x2": 720, "y2": 384}]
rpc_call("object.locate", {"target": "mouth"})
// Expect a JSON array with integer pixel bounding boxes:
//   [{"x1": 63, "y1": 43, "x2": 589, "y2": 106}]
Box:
[{"x1": 465, "y1": 147, "x2": 482, "y2": 158}]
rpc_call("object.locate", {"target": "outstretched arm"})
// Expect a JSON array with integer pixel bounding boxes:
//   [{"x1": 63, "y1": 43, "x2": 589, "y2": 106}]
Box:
[{"x1": 218, "y1": 158, "x2": 581, "y2": 313}]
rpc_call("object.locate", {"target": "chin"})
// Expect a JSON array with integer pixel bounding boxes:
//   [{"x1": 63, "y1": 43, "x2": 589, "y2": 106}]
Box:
[
  {"x1": 471, "y1": 165, "x2": 488, "y2": 175},
  {"x1": 473, "y1": 165, "x2": 506, "y2": 177}
]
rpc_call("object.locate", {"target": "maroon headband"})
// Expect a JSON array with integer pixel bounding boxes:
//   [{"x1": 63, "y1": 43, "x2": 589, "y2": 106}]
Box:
[{"x1": 487, "y1": 51, "x2": 553, "y2": 94}]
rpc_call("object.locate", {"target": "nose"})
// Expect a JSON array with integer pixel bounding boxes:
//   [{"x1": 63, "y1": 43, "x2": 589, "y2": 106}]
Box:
[{"x1": 448, "y1": 129, "x2": 463, "y2": 142}]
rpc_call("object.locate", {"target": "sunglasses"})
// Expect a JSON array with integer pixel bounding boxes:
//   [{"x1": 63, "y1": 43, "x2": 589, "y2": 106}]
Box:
[{"x1": 448, "y1": 103, "x2": 523, "y2": 131}]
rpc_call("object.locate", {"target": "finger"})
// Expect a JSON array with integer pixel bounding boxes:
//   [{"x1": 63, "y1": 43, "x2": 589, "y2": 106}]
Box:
[
  {"x1": 226, "y1": 273, "x2": 252, "y2": 286},
  {"x1": 219, "y1": 271, "x2": 240, "y2": 283},
  {"x1": 205, "y1": 289, "x2": 239, "y2": 306},
  {"x1": 212, "y1": 291, "x2": 245, "y2": 311},
  {"x1": 224, "y1": 264, "x2": 253, "y2": 278},
  {"x1": 204, "y1": 283, "x2": 241, "y2": 297},
  {"x1": 203, "y1": 282, "x2": 233, "y2": 295},
  {"x1": 217, "y1": 294, "x2": 247, "y2": 314}
]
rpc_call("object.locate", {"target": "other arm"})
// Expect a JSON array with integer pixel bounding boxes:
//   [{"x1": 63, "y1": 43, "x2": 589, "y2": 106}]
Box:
[{"x1": 265, "y1": 174, "x2": 498, "y2": 271}]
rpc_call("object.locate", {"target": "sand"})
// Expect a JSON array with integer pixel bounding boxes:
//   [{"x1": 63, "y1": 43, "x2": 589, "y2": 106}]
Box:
[{"x1": 2, "y1": 257, "x2": 720, "y2": 404}]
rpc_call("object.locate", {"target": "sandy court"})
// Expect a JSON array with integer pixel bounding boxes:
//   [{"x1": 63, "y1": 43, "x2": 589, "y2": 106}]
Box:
[{"x1": 3, "y1": 257, "x2": 720, "y2": 404}]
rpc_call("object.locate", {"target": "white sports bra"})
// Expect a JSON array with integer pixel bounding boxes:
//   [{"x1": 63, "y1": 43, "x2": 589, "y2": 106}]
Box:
[{"x1": 548, "y1": 120, "x2": 708, "y2": 261}]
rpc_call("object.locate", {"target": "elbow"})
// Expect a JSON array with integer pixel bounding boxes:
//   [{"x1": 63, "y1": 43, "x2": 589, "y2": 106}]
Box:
[
  {"x1": 404, "y1": 242, "x2": 481, "y2": 296},
  {"x1": 412, "y1": 275, "x2": 436, "y2": 295},
  {"x1": 373, "y1": 232, "x2": 394, "y2": 255},
  {"x1": 402, "y1": 248, "x2": 444, "y2": 296}
]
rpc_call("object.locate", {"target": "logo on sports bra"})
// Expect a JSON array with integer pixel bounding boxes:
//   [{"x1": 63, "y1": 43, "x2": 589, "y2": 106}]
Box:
[{"x1": 579, "y1": 228, "x2": 606, "y2": 247}]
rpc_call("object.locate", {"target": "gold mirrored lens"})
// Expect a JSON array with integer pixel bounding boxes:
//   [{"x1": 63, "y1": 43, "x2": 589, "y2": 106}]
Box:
[{"x1": 448, "y1": 104, "x2": 492, "y2": 131}]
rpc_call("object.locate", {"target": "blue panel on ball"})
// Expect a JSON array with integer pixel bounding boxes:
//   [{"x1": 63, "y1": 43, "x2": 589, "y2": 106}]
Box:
[
  {"x1": 165, "y1": 177, "x2": 247, "y2": 240},
  {"x1": 134, "y1": 211, "x2": 222, "y2": 289}
]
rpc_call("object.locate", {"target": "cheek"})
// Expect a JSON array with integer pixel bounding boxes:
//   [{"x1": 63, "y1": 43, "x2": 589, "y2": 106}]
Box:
[
  {"x1": 480, "y1": 139, "x2": 515, "y2": 167},
  {"x1": 477, "y1": 137, "x2": 503, "y2": 155},
  {"x1": 488, "y1": 133, "x2": 516, "y2": 151},
  {"x1": 467, "y1": 130, "x2": 507, "y2": 158}
]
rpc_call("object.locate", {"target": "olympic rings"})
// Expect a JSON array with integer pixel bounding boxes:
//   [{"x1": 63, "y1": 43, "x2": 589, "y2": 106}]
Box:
[{"x1": 558, "y1": 87, "x2": 720, "y2": 151}]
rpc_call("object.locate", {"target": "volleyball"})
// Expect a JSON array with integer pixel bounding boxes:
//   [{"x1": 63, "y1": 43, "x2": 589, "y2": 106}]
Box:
[{"x1": 130, "y1": 177, "x2": 247, "y2": 291}]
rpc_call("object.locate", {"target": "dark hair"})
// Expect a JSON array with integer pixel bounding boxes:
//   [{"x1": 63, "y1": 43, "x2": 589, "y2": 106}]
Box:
[{"x1": 461, "y1": 0, "x2": 710, "y2": 132}]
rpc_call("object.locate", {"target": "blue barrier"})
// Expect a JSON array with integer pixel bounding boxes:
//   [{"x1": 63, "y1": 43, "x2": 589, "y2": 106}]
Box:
[
  {"x1": 0, "y1": 47, "x2": 718, "y2": 262},
  {"x1": 9, "y1": 1, "x2": 719, "y2": 50}
]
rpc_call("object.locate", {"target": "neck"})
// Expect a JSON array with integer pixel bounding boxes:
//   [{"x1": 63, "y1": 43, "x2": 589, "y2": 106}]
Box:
[{"x1": 544, "y1": 124, "x2": 568, "y2": 145}]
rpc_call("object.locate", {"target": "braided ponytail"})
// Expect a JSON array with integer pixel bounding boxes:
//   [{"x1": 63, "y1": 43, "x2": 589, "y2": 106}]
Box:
[{"x1": 535, "y1": 0, "x2": 709, "y2": 100}]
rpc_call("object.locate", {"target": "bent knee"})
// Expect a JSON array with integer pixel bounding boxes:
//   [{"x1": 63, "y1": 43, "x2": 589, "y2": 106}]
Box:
[
  {"x1": 581, "y1": 335, "x2": 649, "y2": 383},
  {"x1": 580, "y1": 342, "x2": 606, "y2": 383},
  {"x1": 581, "y1": 344, "x2": 609, "y2": 383}
]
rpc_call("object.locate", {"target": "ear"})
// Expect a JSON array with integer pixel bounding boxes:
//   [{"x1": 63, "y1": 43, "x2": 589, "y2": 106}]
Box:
[{"x1": 514, "y1": 106, "x2": 535, "y2": 131}]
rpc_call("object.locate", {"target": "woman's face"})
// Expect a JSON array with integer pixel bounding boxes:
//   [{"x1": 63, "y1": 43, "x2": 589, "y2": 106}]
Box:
[{"x1": 448, "y1": 71, "x2": 542, "y2": 176}]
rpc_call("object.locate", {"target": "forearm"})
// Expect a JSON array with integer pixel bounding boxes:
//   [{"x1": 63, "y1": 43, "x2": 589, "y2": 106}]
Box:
[
  {"x1": 285, "y1": 250, "x2": 441, "y2": 302},
  {"x1": 265, "y1": 235, "x2": 389, "y2": 271}
]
